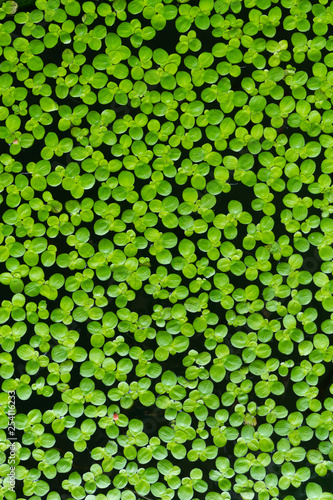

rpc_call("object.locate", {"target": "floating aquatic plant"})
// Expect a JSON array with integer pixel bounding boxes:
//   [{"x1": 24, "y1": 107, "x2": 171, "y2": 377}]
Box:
[{"x1": 1, "y1": 0, "x2": 333, "y2": 500}]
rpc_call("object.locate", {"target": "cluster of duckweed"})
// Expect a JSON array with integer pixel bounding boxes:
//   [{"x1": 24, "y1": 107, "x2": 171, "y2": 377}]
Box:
[{"x1": 1, "y1": 0, "x2": 333, "y2": 499}]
